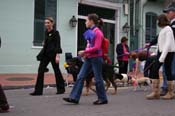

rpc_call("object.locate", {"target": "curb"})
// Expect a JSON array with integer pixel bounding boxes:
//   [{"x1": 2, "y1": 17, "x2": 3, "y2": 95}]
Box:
[{"x1": 3, "y1": 84, "x2": 58, "y2": 90}]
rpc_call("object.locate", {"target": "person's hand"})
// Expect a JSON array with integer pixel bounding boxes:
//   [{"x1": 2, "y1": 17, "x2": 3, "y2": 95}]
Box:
[
  {"x1": 159, "y1": 59, "x2": 164, "y2": 64},
  {"x1": 78, "y1": 50, "x2": 85, "y2": 57},
  {"x1": 55, "y1": 54, "x2": 60, "y2": 64},
  {"x1": 125, "y1": 52, "x2": 130, "y2": 55}
]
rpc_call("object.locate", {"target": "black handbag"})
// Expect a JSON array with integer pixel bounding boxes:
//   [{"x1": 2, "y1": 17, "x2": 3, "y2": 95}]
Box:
[
  {"x1": 36, "y1": 48, "x2": 45, "y2": 61},
  {"x1": 0, "y1": 37, "x2": 1, "y2": 48}
]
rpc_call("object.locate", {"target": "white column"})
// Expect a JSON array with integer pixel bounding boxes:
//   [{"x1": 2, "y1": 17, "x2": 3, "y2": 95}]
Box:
[{"x1": 139, "y1": 0, "x2": 147, "y2": 47}]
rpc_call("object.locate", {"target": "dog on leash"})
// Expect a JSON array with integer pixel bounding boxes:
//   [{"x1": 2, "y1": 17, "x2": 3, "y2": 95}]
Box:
[
  {"x1": 114, "y1": 73, "x2": 132, "y2": 87},
  {"x1": 131, "y1": 77, "x2": 152, "y2": 91},
  {"x1": 65, "y1": 57, "x2": 118, "y2": 95}
]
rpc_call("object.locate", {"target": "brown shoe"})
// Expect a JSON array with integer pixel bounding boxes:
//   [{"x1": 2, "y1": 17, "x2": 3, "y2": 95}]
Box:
[
  {"x1": 161, "y1": 81, "x2": 175, "y2": 100},
  {"x1": 146, "y1": 79, "x2": 160, "y2": 100}
]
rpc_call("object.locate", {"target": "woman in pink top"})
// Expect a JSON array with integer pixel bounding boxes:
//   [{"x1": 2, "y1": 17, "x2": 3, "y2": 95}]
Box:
[
  {"x1": 116, "y1": 37, "x2": 129, "y2": 74},
  {"x1": 63, "y1": 14, "x2": 108, "y2": 105}
]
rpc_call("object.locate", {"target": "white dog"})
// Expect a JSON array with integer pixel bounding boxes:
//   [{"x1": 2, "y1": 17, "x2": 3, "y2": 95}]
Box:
[
  {"x1": 131, "y1": 77, "x2": 152, "y2": 91},
  {"x1": 114, "y1": 73, "x2": 132, "y2": 86}
]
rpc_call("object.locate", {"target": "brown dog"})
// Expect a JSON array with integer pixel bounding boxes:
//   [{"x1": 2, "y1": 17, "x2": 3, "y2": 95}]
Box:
[{"x1": 83, "y1": 63, "x2": 118, "y2": 96}]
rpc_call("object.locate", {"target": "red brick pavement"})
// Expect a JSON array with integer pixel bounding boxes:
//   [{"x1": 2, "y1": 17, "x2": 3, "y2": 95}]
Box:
[
  {"x1": 0, "y1": 72, "x2": 162, "y2": 88},
  {"x1": 0, "y1": 73, "x2": 73, "y2": 87}
]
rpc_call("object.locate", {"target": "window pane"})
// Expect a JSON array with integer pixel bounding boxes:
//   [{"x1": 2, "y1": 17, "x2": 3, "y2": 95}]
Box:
[
  {"x1": 145, "y1": 12, "x2": 157, "y2": 43},
  {"x1": 34, "y1": 0, "x2": 45, "y2": 19},
  {"x1": 102, "y1": 23, "x2": 115, "y2": 63},
  {"x1": 77, "y1": 19, "x2": 87, "y2": 51},
  {"x1": 45, "y1": 0, "x2": 57, "y2": 22},
  {"x1": 33, "y1": 0, "x2": 57, "y2": 46},
  {"x1": 78, "y1": 4, "x2": 116, "y2": 20}
]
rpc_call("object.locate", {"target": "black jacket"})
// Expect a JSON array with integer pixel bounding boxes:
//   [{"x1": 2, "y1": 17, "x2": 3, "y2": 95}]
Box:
[
  {"x1": 37, "y1": 30, "x2": 62, "y2": 61},
  {"x1": 170, "y1": 20, "x2": 175, "y2": 38},
  {"x1": 116, "y1": 43, "x2": 129, "y2": 60}
]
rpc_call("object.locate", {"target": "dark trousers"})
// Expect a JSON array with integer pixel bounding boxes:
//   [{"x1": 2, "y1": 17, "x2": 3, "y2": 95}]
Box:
[
  {"x1": 118, "y1": 60, "x2": 128, "y2": 74},
  {"x1": 34, "y1": 57, "x2": 65, "y2": 94},
  {"x1": 144, "y1": 56, "x2": 156, "y2": 77},
  {"x1": 150, "y1": 52, "x2": 174, "y2": 81},
  {"x1": 0, "y1": 84, "x2": 8, "y2": 105}
]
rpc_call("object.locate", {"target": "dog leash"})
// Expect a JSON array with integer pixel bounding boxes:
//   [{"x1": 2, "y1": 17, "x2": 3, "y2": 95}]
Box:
[
  {"x1": 143, "y1": 47, "x2": 156, "y2": 73},
  {"x1": 117, "y1": 47, "x2": 146, "y2": 58},
  {"x1": 143, "y1": 60, "x2": 155, "y2": 73}
]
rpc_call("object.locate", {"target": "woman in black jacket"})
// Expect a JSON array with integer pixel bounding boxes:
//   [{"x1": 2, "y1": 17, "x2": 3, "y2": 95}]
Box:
[{"x1": 30, "y1": 17, "x2": 65, "y2": 96}]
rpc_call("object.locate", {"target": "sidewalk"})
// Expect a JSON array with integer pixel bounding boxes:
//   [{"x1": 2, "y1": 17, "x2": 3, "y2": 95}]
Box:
[
  {"x1": 0, "y1": 72, "x2": 162, "y2": 90},
  {"x1": 0, "y1": 73, "x2": 74, "y2": 90}
]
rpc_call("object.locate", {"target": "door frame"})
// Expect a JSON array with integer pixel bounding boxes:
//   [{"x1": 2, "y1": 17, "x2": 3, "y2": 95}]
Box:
[{"x1": 76, "y1": 0, "x2": 122, "y2": 63}]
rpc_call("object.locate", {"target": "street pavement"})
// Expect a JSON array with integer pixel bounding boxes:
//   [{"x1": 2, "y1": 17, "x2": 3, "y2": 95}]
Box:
[{"x1": 1, "y1": 87, "x2": 175, "y2": 116}]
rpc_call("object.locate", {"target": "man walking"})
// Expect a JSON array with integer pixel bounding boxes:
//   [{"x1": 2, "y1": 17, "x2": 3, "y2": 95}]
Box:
[{"x1": 161, "y1": 2, "x2": 175, "y2": 99}]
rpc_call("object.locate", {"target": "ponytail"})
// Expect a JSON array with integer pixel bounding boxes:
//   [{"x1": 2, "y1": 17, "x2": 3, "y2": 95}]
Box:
[
  {"x1": 97, "y1": 18, "x2": 104, "y2": 29},
  {"x1": 88, "y1": 13, "x2": 103, "y2": 28}
]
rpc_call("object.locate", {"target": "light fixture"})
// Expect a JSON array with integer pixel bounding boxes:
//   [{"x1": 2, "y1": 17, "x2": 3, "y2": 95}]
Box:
[
  {"x1": 123, "y1": 22, "x2": 130, "y2": 33},
  {"x1": 69, "y1": 15, "x2": 78, "y2": 27}
]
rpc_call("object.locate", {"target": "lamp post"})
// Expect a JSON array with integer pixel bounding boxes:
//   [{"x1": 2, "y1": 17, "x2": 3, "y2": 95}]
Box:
[
  {"x1": 69, "y1": 15, "x2": 78, "y2": 27},
  {"x1": 123, "y1": 22, "x2": 130, "y2": 33}
]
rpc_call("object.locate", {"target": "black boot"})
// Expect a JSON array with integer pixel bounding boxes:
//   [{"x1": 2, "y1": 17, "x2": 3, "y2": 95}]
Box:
[
  {"x1": 56, "y1": 89, "x2": 65, "y2": 94},
  {"x1": 63, "y1": 98, "x2": 79, "y2": 104},
  {"x1": 30, "y1": 92, "x2": 42, "y2": 96},
  {"x1": 0, "y1": 85, "x2": 9, "y2": 112},
  {"x1": 0, "y1": 104, "x2": 9, "y2": 112},
  {"x1": 93, "y1": 100, "x2": 108, "y2": 105}
]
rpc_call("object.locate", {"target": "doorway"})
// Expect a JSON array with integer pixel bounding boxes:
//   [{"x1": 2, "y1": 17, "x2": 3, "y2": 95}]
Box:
[{"x1": 77, "y1": 3, "x2": 117, "y2": 63}]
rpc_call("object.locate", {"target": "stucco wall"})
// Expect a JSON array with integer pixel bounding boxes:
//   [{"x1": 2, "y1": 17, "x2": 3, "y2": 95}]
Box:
[
  {"x1": 0, "y1": 0, "x2": 127, "y2": 74},
  {"x1": 0, "y1": 0, "x2": 40, "y2": 73}
]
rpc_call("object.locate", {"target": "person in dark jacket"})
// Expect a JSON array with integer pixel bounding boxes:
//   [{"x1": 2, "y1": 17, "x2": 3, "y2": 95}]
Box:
[
  {"x1": 116, "y1": 37, "x2": 129, "y2": 74},
  {"x1": 0, "y1": 38, "x2": 9, "y2": 112},
  {"x1": 30, "y1": 17, "x2": 65, "y2": 96}
]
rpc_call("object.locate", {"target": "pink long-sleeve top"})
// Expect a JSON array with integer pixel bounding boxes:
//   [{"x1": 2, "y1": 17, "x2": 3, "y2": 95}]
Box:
[{"x1": 84, "y1": 27, "x2": 103, "y2": 58}]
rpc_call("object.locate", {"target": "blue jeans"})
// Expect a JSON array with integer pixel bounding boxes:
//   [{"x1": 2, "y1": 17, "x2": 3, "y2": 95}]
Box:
[
  {"x1": 162, "y1": 66, "x2": 168, "y2": 90},
  {"x1": 69, "y1": 57, "x2": 107, "y2": 102},
  {"x1": 172, "y1": 54, "x2": 175, "y2": 79},
  {"x1": 162, "y1": 53, "x2": 175, "y2": 90}
]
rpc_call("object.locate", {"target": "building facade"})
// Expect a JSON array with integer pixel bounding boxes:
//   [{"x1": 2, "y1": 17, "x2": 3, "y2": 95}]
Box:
[
  {"x1": 0, "y1": 0, "x2": 128, "y2": 73},
  {"x1": 0, "y1": 0, "x2": 171, "y2": 74},
  {"x1": 129, "y1": 0, "x2": 164, "y2": 50}
]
